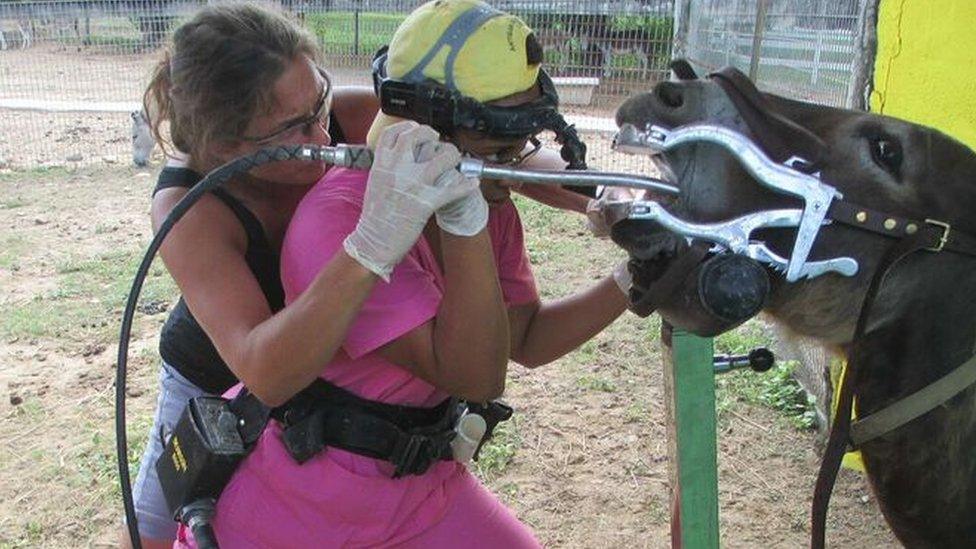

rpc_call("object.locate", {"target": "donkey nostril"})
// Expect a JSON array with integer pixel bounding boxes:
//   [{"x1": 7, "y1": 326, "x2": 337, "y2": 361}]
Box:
[{"x1": 656, "y1": 82, "x2": 684, "y2": 109}]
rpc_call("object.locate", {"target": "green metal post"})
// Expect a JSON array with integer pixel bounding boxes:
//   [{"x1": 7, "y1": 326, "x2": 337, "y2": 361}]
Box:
[
  {"x1": 353, "y1": 8, "x2": 361, "y2": 57},
  {"x1": 663, "y1": 324, "x2": 719, "y2": 549}
]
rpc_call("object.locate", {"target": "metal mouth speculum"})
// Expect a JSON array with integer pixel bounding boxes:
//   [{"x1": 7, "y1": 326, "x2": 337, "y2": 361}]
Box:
[{"x1": 612, "y1": 123, "x2": 859, "y2": 281}]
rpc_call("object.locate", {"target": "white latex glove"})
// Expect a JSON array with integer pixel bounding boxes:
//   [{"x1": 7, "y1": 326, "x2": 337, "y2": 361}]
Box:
[
  {"x1": 435, "y1": 190, "x2": 489, "y2": 236},
  {"x1": 586, "y1": 186, "x2": 643, "y2": 238},
  {"x1": 612, "y1": 259, "x2": 632, "y2": 296},
  {"x1": 344, "y1": 121, "x2": 477, "y2": 280}
]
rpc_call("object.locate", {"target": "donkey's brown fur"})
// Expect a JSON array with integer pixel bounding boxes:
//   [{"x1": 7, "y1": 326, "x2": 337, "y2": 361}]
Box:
[{"x1": 614, "y1": 74, "x2": 976, "y2": 547}]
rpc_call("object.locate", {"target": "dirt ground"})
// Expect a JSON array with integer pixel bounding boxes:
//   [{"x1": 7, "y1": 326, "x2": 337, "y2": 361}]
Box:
[{"x1": 0, "y1": 45, "x2": 899, "y2": 548}]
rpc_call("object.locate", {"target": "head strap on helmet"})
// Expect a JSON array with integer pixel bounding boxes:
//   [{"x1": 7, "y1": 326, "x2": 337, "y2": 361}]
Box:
[{"x1": 371, "y1": 47, "x2": 588, "y2": 170}]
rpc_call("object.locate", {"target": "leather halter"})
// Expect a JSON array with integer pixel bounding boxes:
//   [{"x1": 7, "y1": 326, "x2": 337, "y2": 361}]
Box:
[{"x1": 667, "y1": 59, "x2": 976, "y2": 548}]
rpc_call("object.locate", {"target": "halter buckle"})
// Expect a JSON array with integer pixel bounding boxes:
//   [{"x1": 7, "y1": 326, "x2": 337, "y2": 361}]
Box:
[{"x1": 924, "y1": 219, "x2": 951, "y2": 252}]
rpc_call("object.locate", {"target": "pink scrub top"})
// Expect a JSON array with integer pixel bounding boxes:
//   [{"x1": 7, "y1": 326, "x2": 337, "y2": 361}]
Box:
[{"x1": 178, "y1": 168, "x2": 540, "y2": 548}]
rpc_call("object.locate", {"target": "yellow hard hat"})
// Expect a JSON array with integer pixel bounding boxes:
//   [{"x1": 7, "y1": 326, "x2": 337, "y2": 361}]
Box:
[{"x1": 367, "y1": 0, "x2": 542, "y2": 146}]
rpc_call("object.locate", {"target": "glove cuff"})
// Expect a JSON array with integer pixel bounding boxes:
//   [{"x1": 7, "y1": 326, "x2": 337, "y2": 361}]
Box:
[
  {"x1": 343, "y1": 234, "x2": 393, "y2": 282},
  {"x1": 612, "y1": 259, "x2": 632, "y2": 296},
  {"x1": 435, "y1": 191, "x2": 489, "y2": 237}
]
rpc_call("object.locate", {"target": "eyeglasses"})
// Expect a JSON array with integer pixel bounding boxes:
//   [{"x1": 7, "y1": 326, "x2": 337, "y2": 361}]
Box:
[{"x1": 242, "y1": 67, "x2": 333, "y2": 146}]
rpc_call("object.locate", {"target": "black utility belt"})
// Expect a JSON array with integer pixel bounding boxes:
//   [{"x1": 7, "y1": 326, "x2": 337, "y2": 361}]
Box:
[
  {"x1": 155, "y1": 379, "x2": 513, "y2": 533},
  {"x1": 275, "y1": 379, "x2": 513, "y2": 478}
]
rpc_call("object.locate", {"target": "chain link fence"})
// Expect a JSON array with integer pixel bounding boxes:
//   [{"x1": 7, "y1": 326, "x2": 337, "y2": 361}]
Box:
[
  {"x1": 0, "y1": 0, "x2": 673, "y2": 170},
  {"x1": 673, "y1": 0, "x2": 873, "y2": 109}
]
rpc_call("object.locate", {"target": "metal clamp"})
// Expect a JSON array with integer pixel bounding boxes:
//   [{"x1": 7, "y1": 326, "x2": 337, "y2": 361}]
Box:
[
  {"x1": 627, "y1": 202, "x2": 806, "y2": 252},
  {"x1": 622, "y1": 201, "x2": 858, "y2": 279},
  {"x1": 745, "y1": 242, "x2": 858, "y2": 279},
  {"x1": 614, "y1": 123, "x2": 848, "y2": 282}
]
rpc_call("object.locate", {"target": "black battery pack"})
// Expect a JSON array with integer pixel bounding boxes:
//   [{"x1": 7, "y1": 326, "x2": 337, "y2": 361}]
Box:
[{"x1": 155, "y1": 396, "x2": 249, "y2": 521}]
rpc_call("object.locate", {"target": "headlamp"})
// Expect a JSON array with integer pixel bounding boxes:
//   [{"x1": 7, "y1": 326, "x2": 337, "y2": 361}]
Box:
[{"x1": 371, "y1": 47, "x2": 589, "y2": 172}]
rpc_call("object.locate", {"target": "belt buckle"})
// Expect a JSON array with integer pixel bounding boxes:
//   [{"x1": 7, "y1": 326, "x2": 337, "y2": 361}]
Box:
[
  {"x1": 391, "y1": 433, "x2": 432, "y2": 478},
  {"x1": 924, "y1": 219, "x2": 951, "y2": 252}
]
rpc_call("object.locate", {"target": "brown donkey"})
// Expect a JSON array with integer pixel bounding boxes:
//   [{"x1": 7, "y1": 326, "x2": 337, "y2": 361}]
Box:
[{"x1": 612, "y1": 64, "x2": 976, "y2": 548}]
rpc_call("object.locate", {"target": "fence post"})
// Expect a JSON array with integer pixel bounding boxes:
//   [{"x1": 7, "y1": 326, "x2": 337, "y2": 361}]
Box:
[
  {"x1": 353, "y1": 5, "x2": 360, "y2": 56},
  {"x1": 748, "y1": 0, "x2": 769, "y2": 81},
  {"x1": 846, "y1": 0, "x2": 873, "y2": 110},
  {"x1": 83, "y1": 3, "x2": 91, "y2": 46},
  {"x1": 663, "y1": 323, "x2": 719, "y2": 549},
  {"x1": 812, "y1": 31, "x2": 823, "y2": 85},
  {"x1": 672, "y1": 0, "x2": 690, "y2": 59},
  {"x1": 726, "y1": 0, "x2": 741, "y2": 67}
]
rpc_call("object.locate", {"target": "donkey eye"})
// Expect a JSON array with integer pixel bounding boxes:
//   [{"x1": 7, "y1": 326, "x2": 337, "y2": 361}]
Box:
[{"x1": 870, "y1": 136, "x2": 903, "y2": 174}]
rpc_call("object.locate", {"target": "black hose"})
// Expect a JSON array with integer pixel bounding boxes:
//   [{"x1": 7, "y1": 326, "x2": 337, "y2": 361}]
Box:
[
  {"x1": 191, "y1": 522, "x2": 220, "y2": 549},
  {"x1": 116, "y1": 145, "x2": 313, "y2": 549},
  {"x1": 183, "y1": 499, "x2": 219, "y2": 548}
]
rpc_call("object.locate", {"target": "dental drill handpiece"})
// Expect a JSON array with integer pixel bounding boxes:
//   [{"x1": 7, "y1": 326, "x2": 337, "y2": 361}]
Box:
[
  {"x1": 302, "y1": 144, "x2": 681, "y2": 198},
  {"x1": 458, "y1": 158, "x2": 680, "y2": 198}
]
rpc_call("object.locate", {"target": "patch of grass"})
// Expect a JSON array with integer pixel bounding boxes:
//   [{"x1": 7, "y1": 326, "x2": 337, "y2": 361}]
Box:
[
  {"x1": 645, "y1": 496, "x2": 670, "y2": 524},
  {"x1": 0, "y1": 197, "x2": 30, "y2": 210},
  {"x1": 577, "y1": 373, "x2": 617, "y2": 393},
  {"x1": 73, "y1": 410, "x2": 153, "y2": 501},
  {"x1": 514, "y1": 194, "x2": 592, "y2": 279},
  {"x1": 1, "y1": 247, "x2": 176, "y2": 343},
  {"x1": 12, "y1": 398, "x2": 45, "y2": 422},
  {"x1": 714, "y1": 321, "x2": 768, "y2": 355},
  {"x1": 514, "y1": 194, "x2": 579, "y2": 234},
  {"x1": 77, "y1": 34, "x2": 144, "y2": 49},
  {"x1": 94, "y1": 222, "x2": 118, "y2": 235},
  {"x1": 0, "y1": 383, "x2": 140, "y2": 547},
  {"x1": 759, "y1": 362, "x2": 818, "y2": 430},
  {"x1": 57, "y1": 248, "x2": 174, "y2": 305},
  {"x1": 0, "y1": 234, "x2": 29, "y2": 270},
  {"x1": 9, "y1": 521, "x2": 45, "y2": 548},
  {"x1": 474, "y1": 418, "x2": 520, "y2": 480},
  {"x1": 493, "y1": 481, "x2": 521, "y2": 507},
  {"x1": 0, "y1": 165, "x2": 72, "y2": 182},
  {"x1": 498, "y1": 482, "x2": 519, "y2": 498},
  {"x1": 714, "y1": 321, "x2": 817, "y2": 430},
  {"x1": 756, "y1": 64, "x2": 849, "y2": 102},
  {"x1": 0, "y1": 299, "x2": 89, "y2": 340},
  {"x1": 573, "y1": 339, "x2": 599, "y2": 363},
  {"x1": 624, "y1": 401, "x2": 649, "y2": 424},
  {"x1": 305, "y1": 12, "x2": 405, "y2": 56}
]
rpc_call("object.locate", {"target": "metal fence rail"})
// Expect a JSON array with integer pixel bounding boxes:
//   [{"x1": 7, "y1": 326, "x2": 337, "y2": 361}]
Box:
[
  {"x1": 0, "y1": 0, "x2": 674, "y2": 169},
  {"x1": 674, "y1": 0, "x2": 871, "y2": 108}
]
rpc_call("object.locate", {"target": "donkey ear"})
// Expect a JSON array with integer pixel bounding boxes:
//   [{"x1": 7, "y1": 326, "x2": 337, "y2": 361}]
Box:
[{"x1": 669, "y1": 59, "x2": 698, "y2": 81}]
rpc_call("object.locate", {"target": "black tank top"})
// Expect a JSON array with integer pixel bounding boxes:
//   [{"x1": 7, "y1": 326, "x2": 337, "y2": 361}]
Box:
[{"x1": 156, "y1": 113, "x2": 347, "y2": 393}]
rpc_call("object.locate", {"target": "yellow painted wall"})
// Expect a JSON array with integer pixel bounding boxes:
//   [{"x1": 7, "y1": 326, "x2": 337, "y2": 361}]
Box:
[{"x1": 870, "y1": 0, "x2": 976, "y2": 150}]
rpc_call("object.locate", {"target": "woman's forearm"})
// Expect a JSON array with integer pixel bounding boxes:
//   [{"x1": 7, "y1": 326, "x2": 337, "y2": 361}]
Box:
[
  {"x1": 235, "y1": 251, "x2": 377, "y2": 406},
  {"x1": 512, "y1": 147, "x2": 589, "y2": 214},
  {"x1": 514, "y1": 184, "x2": 589, "y2": 214},
  {"x1": 432, "y1": 230, "x2": 510, "y2": 401},
  {"x1": 513, "y1": 276, "x2": 627, "y2": 368}
]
